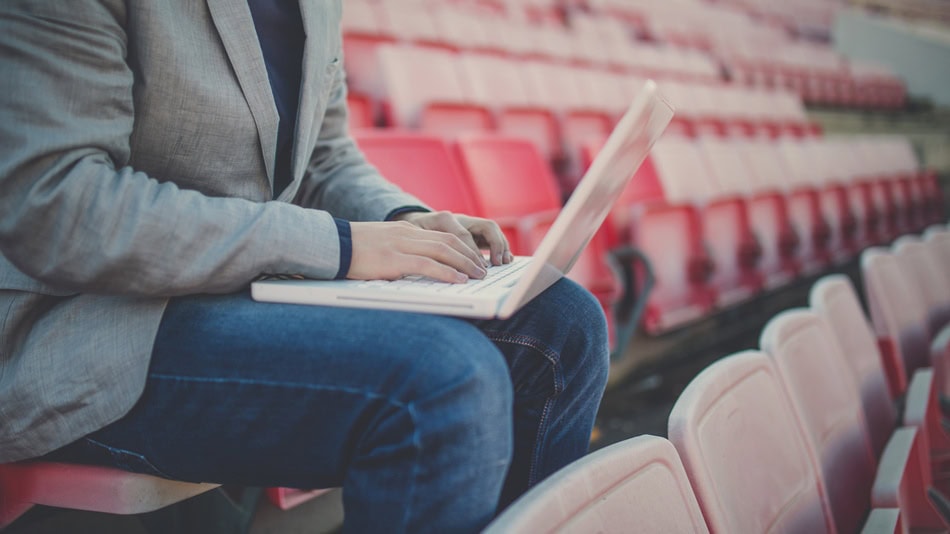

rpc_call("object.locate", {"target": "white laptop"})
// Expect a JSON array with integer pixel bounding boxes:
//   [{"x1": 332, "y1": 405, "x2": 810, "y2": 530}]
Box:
[{"x1": 252, "y1": 80, "x2": 674, "y2": 319}]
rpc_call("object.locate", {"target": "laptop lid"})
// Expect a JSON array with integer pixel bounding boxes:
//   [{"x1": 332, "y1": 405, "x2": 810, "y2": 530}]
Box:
[{"x1": 496, "y1": 80, "x2": 674, "y2": 318}]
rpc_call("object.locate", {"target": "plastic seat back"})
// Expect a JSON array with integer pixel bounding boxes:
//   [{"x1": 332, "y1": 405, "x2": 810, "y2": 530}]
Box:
[
  {"x1": 760, "y1": 310, "x2": 877, "y2": 534},
  {"x1": 484, "y1": 435, "x2": 709, "y2": 534},
  {"x1": 893, "y1": 236, "x2": 950, "y2": 336},
  {"x1": 355, "y1": 132, "x2": 479, "y2": 215},
  {"x1": 378, "y1": 45, "x2": 491, "y2": 135},
  {"x1": 668, "y1": 351, "x2": 834, "y2": 534},
  {"x1": 862, "y1": 248, "x2": 932, "y2": 393},
  {"x1": 810, "y1": 275, "x2": 898, "y2": 458}
]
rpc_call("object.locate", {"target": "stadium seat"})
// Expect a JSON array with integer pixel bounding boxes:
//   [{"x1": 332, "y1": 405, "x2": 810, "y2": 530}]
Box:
[
  {"x1": 346, "y1": 91, "x2": 375, "y2": 130},
  {"x1": 893, "y1": 236, "x2": 950, "y2": 337},
  {"x1": 696, "y1": 137, "x2": 769, "y2": 304},
  {"x1": 735, "y1": 140, "x2": 803, "y2": 286},
  {"x1": 354, "y1": 131, "x2": 480, "y2": 215},
  {"x1": 456, "y1": 53, "x2": 562, "y2": 163},
  {"x1": 862, "y1": 248, "x2": 932, "y2": 396},
  {"x1": 902, "y1": 369, "x2": 950, "y2": 482},
  {"x1": 776, "y1": 139, "x2": 835, "y2": 272},
  {"x1": 0, "y1": 462, "x2": 218, "y2": 528},
  {"x1": 341, "y1": 0, "x2": 395, "y2": 99},
  {"x1": 483, "y1": 435, "x2": 709, "y2": 533},
  {"x1": 759, "y1": 309, "x2": 877, "y2": 534},
  {"x1": 668, "y1": 351, "x2": 836, "y2": 533},
  {"x1": 377, "y1": 45, "x2": 493, "y2": 136},
  {"x1": 872, "y1": 426, "x2": 949, "y2": 531},
  {"x1": 810, "y1": 275, "x2": 898, "y2": 457},
  {"x1": 604, "y1": 136, "x2": 717, "y2": 333},
  {"x1": 453, "y1": 135, "x2": 623, "y2": 345}
]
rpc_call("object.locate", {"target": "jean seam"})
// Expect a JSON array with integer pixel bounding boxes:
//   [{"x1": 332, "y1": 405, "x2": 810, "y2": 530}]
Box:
[
  {"x1": 84, "y1": 437, "x2": 175, "y2": 479},
  {"x1": 481, "y1": 331, "x2": 563, "y2": 485}
]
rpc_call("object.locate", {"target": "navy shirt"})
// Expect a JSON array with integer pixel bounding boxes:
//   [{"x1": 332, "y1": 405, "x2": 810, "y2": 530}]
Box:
[{"x1": 247, "y1": 0, "x2": 304, "y2": 198}]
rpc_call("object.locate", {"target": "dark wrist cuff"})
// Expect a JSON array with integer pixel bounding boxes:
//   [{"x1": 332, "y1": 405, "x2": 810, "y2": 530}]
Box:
[{"x1": 333, "y1": 218, "x2": 352, "y2": 280}]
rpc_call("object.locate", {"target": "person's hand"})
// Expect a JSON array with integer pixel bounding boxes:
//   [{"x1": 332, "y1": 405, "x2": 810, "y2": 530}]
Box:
[
  {"x1": 393, "y1": 211, "x2": 512, "y2": 266},
  {"x1": 347, "y1": 212, "x2": 511, "y2": 284}
]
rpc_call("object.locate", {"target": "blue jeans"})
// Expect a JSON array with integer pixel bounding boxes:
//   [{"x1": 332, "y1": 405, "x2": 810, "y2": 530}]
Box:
[{"x1": 45, "y1": 279, "x2": 609, "y2": 533}]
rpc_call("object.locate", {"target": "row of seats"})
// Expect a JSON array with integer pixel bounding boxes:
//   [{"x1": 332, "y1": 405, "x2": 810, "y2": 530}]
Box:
[
  {"x1": 486, "y1": 227, "x2": 950, "y2": 532},
  {"x1": 602, "y1": 132, "x2": 942, "y2": 334},
  {"x1": 344, "y1": 0, "x2": 908, "y2": 111}
]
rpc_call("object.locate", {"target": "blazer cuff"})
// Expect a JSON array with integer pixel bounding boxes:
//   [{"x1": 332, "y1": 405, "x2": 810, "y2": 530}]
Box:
[
  {"x1": 385, "y1": 206, "x2": 431, "y2": 221},
  {"x1": 333, "y1": 218, "x2": 352, "y2": 279}
]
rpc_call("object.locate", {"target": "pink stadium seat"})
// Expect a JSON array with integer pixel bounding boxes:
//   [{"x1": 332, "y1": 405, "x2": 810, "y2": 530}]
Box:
[
  {"x1": 776, "y1": 140, "x2": 834, "y2": 272},
  {"x1": 0, "y1": 462, "x2": 218, "y2": 528},
  {"x1": 811, "y1": 140, "x2": 861, "y2": 260},
  {"x1": 341, "y1": 1, "x2": 395, "y2": 99},
  {"x1": 696, "y1": 137, "x2": 767, "y2": 304},
  {"x1": 456, "y1": 53, "x2": 561, "y2": 163},
  {"x1": 893, "y1": 236, "x2": 950, "y2": 337},
  {"x1": 735, "y1": 140, "x2": 803, "y2": 286},
  {"x1": 453, "y1": 135, "x2": 623, "y2": 346},
  {"x1": 354, "y1": 131, "x2": 480, "y2": 216},
  {"x1": 810, "y1": 275, "x2": 898, "y2": 458},
  {"x1": 377, "y1": 45, "x2": 493, "y2": 136},
  {"x1": 759, "y1": 309, "x2": 877, "y2": 534},
  {"x1": 483, "y1": 435, "x2": 709, "y2": 533},
  {"x1": 862, "y1": 248, "x2": 932, "y2": 397},
  {"x1": 668, "y1": 351, "x2": 836, "y2": 533},
  {"x1": 606, "y1": 136, "x2": 717, "y2": 333},
  {"x1": 346, "y1": 91, "x2": 374, "y2": 130}
]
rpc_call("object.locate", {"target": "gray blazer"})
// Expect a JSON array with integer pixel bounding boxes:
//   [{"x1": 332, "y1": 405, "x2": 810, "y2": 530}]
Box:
[{"x1": 0, "y1": 0, "x2": 426, "y2": 462}]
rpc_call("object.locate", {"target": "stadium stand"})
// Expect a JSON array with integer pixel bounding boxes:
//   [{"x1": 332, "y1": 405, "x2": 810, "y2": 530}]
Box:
[{"x1": 5, "y1": 0, "x2": 949, "y2": 530}]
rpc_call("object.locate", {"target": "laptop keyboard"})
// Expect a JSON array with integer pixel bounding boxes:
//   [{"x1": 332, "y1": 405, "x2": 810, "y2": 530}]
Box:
[{"x1": 354, "y1": 257, "x2": 530, "y2": 295}]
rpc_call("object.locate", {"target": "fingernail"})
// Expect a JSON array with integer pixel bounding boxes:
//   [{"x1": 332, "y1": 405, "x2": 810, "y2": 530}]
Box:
[
  {"x1": 476, "y1": 266, "x2": 487, "y2": 278},
  {"x1": 505, "y1": 252, "x2": 513, "y2": 263},
  {"x1": 456, "y1": 272, "x2": 468, "y2": 283},
  {"x1": 494, "y1": 253, "x2": 502, "y2": 265}
]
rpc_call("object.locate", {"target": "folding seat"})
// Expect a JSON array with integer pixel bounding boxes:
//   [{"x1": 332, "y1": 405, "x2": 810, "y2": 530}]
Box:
[
  {"x1": 668, "y1": 351, "x2": 836, "y2": 533},
  {"x1": 519, "y1": 62, "x2": 613, "y2": 188},
  {"x1": 0, "y1": 462, "x2": 219, "y2": 528},
  {"x1": 376, "y1": 2, "x2": 449, "y2": 49},
  {"x1": 735, "y1": 140, "x2": 803, "y2": 287},
  {"x1": 862, "y1": 248, "x2": 932, "y2": 396},
  {"x1": 775, "y1": 139, "x2": 834, "y2": 272},
  {"x1": 341, "y1": 0, "x2": 396, "y2": 99},
  {"x1": 431, "y1": 8, "x2": 494, "y2": 53},
  {"x1": 377, "y1": 45, "x2": 493, "y2": 136},
  {"x1": 354, "y1": 131, "x2": 480, "y2": 216},
  {"x1": 849, "y1": 140, "x2": 901, "y2": 242},
  {"x1": 483, "y1": 435, "x2": 709, "y2": 533},
  {"x1": 814, "y1": 138, "x2": 864, "y2": 255},
  {"x1": 453, "y1": 135, "x2": 623, "y2": 346},
  {"x1": 346, "y1": 92, "x2": 375, "y2": 130},
  {"x1": 456, "y1": 53, "x2": 561, "y2": 162},
  {"x1": 694, "y1": 137, "x2": 765, "y2": 305},
  {"x1": 810, "y1": 275, "x2": 899, "y2": 457},
  {"x1": 760, "y1": 310, "x2": 878, "y2": 534},
  {"x1": 893, "y1": 236, "x2": 950, "y2": 337}
]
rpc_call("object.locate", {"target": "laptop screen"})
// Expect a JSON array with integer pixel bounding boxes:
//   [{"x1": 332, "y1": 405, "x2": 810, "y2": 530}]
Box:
[{"x1": 499, "y1": 81, "x2": 675, "y2": 318}]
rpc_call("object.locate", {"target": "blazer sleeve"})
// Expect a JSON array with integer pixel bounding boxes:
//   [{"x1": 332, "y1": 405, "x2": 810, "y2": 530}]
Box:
[
  {"x1": 293, "y1": 60, "x2": 430, "y2": 221},
  {"x1": 0, "y1": 1, "x2": 346, "y2": 296}
]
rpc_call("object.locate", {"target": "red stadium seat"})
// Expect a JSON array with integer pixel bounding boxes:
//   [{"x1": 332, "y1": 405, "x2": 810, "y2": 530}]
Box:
[
  {"x1": 668, "y1": 351, "x2": 836, "y2": 533},
  {"x1": 0, "y1": 462, "x2": 218, "y2": 528},
  {"x1": 346, "y1": 91, "x2": 375, "y2": 130},
  {"x1": 759, "y1": 310, "x2": 877, "y2": 534},
  {"x1": 810, "y1": 275, "x2": 899, "y2": 458},
  {"x1": 453, "y1": 135, "x2": 623, "y2": 346},
  {"x1": 484, "y1": 436, "x2": 709, "y2": 533},
  {"x1": 872, "y1": 427, "x2": 949, "y2": 531},
  {"x1": 354, "y1": 131, "x2": 480, "y2": 215},
  {"x1": 903, "y1": 369, "x2": 950, "y2": 484},
  {"x1": 776, "y1": 140, "x2": 834, "y2": 272},
  {"x1": 341, "y1": 0, "x2": 395, "y2": 99},
  {"x1": 893, "y1": 236, "x2": 950, "y2": 337}
]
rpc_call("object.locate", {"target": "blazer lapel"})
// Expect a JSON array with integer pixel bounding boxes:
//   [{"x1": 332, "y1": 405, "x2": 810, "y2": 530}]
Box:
[{"x1": 206, "y1": 0, "x2": 279, "y2": 187}]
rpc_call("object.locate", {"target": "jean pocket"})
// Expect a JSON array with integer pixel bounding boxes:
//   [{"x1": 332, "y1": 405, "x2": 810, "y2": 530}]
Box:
[{"x1": 80, "y1": 438, "x2": 175, "y2": 480}]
